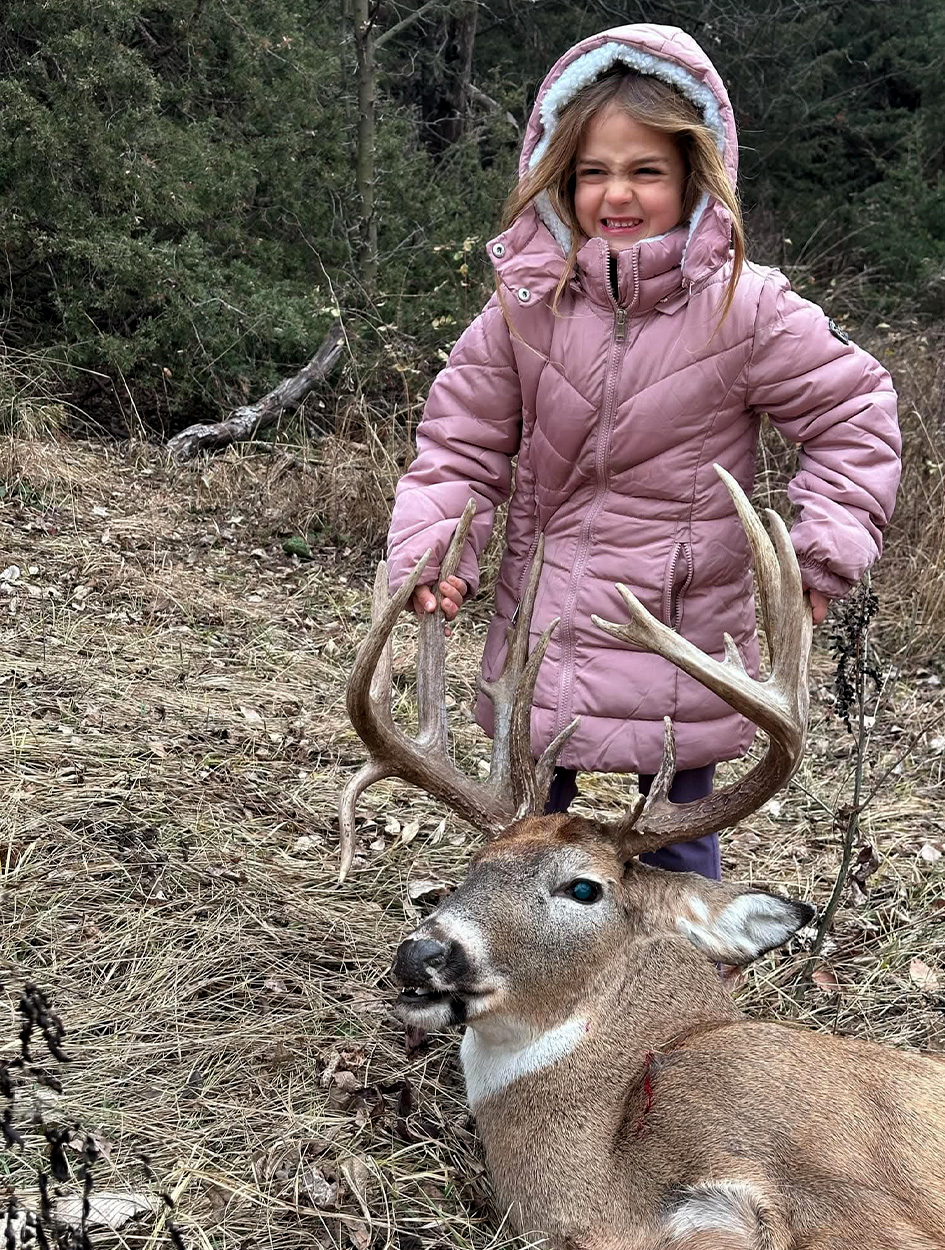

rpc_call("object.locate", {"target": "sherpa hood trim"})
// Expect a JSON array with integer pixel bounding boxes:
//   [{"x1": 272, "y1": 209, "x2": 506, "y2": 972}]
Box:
[{"x1": 518, "y1": 25, "x2": 738, "y2": 284}]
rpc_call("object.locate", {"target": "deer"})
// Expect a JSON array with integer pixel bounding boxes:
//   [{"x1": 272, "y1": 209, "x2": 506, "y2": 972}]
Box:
[{"x1": 338, "y1": 467, "x2": 945, "y2": 1250}]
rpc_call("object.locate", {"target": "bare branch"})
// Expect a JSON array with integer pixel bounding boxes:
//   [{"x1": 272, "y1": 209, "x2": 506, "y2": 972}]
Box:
[{"x1": 375, "y1": 0, "x2": 462, "y2": 50}]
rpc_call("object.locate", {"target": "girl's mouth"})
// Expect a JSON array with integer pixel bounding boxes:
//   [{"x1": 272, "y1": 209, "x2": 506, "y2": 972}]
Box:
[{"x1": 601, "y1": 217, "x2": 643, "y2": 233}]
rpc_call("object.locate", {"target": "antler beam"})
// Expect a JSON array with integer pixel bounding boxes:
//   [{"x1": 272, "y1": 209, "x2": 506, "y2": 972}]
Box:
[{"x1": 593, "y1": 464, "x2": 812, "y2": 854}]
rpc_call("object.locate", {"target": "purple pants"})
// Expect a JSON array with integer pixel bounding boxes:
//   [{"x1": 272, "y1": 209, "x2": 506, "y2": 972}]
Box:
[{"x1": 544, "y1": 765, "x2": 720, "y2": 881}]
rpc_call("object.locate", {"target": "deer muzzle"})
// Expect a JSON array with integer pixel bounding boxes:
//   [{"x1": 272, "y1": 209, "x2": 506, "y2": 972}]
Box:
[{"x1": 392, "y1": 929, "x2": 479, "y2": 1028}]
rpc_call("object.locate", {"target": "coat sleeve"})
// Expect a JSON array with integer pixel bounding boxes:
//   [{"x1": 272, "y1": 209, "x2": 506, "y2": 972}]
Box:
[
  {"x1": 745, "y1": 271, "x2": 901, "y2": 598},
  {"x1": 387, "y1": 295, "x2": 523, "y2": 595}
]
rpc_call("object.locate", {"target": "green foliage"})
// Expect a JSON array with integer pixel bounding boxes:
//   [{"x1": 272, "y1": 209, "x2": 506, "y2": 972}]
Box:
[
  {"x1": 2, "y1": 0, "x2": 944, "y2": 433},
  {"x1": 1, "y1": 1, "x2": 347, "y2": 430}
]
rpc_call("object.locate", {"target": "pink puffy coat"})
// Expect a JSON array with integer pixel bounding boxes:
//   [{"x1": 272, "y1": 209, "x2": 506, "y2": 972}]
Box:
[{"x1": 387, "y1": 24, "x2": 901, "y2": 774}]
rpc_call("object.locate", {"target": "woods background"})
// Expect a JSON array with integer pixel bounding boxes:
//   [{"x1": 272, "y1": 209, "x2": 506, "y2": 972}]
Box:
[{"x1": 3, "y1": 0, "x2": 945, "y2": 429}]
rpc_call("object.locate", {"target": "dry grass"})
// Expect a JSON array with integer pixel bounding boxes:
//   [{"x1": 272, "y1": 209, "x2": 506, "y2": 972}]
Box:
[{"x1": 1, "y1": 433, "x2": 943, "y2": 1250}]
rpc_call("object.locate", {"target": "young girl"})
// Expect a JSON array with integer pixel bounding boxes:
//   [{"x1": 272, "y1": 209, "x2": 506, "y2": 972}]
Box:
[{"x1": 385, "y1": 24, "x2": 901, "y2": 881}]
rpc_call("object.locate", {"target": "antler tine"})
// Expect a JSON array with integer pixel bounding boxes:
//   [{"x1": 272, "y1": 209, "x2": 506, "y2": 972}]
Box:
[
  {"x1": 338, "y1": 503, "x2": 517, "y2": 882},
  {"x1": 593, "y1": 464, "x2": 813, "y2": 855},
  {"x1": 479, "y1": 536, "x2": 580, "y2": 817},
  {"x1": 416, "y1": 499, "x2": 477, "y2": 750},
  {"x1": 481, "y1": 535, "x2": 544, "y2": 799},
  {"x1": 338, "y1": 556, "x2": 422, "y2": 883}
]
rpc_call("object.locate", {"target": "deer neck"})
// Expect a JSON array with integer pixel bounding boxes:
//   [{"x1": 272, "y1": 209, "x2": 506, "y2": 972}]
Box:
[{"x1": 461, "y1": 937, "x2": 740, "y2": 1243}]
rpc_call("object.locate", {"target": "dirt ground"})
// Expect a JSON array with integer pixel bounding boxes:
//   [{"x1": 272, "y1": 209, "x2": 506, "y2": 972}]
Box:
[{"x1": 1, "y1": 435, "x2": 943, "y2": 1250}]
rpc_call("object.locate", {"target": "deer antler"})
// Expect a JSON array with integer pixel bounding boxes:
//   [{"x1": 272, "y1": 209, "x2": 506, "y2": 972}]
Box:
[
  {"x1": 592, "y1": 464, "x2": 813, "y2": 855},
  {"x1": 337, "y1": 502, "x2": 578, "y2": 881}
]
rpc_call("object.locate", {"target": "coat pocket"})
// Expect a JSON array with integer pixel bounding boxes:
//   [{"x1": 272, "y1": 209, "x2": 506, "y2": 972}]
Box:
[{"x1": 661, "y1": 541, "x2": 693, "y2": 631}]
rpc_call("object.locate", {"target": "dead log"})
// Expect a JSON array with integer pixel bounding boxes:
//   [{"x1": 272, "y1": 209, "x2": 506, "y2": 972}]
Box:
[{"x1": 166, "y1": 321, "x2": 345, "y2": 462}]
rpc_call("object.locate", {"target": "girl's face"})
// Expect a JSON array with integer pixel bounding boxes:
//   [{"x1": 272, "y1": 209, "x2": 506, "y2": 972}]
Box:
[{"x1": 573, "y1": 106, "x2": 686, "y2": 250}]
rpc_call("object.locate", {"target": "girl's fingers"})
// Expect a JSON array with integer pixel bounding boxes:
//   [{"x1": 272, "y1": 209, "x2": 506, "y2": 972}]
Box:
[
  {"x1": 411, "y1": 586, "x2": 438, "y2": 616},
  {"x1": 438, "y1": 579, "x2": 466, "y2": 621},
  {"x1": 439, "y1": 577, "x2": 467, "y2": 607},
  {"x1": 805, "y1": 588, "x2": 831, "y2": 626},
  {"x1": 409, "y1": 578, "x2": 467, "y2": 623}
]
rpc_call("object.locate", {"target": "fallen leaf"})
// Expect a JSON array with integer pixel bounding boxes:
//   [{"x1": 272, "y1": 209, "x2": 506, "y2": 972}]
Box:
[
  {"x1": 332, "y1": 1071, "x2": 360, "y2": 1092},
  {"x1": 148, "y1": 740, "x2": 166, "y2": 758},
  {"x1": 397, "y1": 819, "x2": 420, "y2": 846},
  {"x1": 812, "y1": 965, "x2": 841, "y2": 993},
  {"x1": 340, "y1": 1156, "x2": 374, "y2": 1221},
  {"x1": 910, "y1": 959, "x2": 941, "y2": 994},
  {"x1": 302, "y1": 1166, "x2": 340, "y2": 1208},
  {"x1": 341, "y1": 1215, "x2": 372, "y2": 1250},
  {"x1": 407, "y1": 878, "x2": 453, "y2": 907},
  {"x1": 240, "y1": 706, "x2": 263, "y2": 727},
  {"x1": 428, "y1": 818, "x2": 447, "y2": 845},
  {"x1": 919, "y1": 843, "x2": 943, "y2": 864},
  {"x1": 851, "y1": 843, "x2": 880, "y2": 885},
  {"x1": 55, "y1": 1193, "x2": 160, "y2": 1230},
  {"x1": 386, "y1": 820, "x2": 421, "y2": 851}
]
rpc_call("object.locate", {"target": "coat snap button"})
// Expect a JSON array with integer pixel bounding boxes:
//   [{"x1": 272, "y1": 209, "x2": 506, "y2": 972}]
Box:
[
  {"x1": 492, "y1": 242, "x2": 506, "y2": 258},
  {"x1": 516, "y1": 287, "x2": 531, "y2": 302}
]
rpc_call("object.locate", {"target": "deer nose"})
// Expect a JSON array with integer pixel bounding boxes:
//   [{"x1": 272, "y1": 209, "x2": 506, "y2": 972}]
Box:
[{"x1": 393, "y1": 937, "x2": 449, "y2": 985}]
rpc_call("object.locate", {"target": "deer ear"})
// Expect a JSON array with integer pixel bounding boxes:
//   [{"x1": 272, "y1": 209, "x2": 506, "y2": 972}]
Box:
[{"x1": 676, "y1": 888, "x2": 815, "y2": 965}]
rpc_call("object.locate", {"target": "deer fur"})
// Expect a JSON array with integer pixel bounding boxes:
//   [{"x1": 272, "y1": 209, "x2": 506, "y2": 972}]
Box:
[{"x1": 393, "y1": 815, "x2": 945, "y2": 1250}]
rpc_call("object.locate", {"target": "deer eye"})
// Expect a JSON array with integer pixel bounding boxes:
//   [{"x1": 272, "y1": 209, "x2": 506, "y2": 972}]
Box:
[{"x1": 566, "y1": 879, "x2": 603, "y2": 904}]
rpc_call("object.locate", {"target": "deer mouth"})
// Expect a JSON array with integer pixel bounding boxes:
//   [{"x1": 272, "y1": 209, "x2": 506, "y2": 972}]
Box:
[
  {"x1": 396, "y1": 980, "x2": 501, "y2": 1029},
  {"x1": 395, "y1": 983, "x2": 467, "y2": 1028}
]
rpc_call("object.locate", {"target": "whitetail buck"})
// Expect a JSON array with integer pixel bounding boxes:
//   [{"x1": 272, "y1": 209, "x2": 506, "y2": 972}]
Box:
[{"x1": 338, "y1": 468, "x2": 945, "y2": 1250}]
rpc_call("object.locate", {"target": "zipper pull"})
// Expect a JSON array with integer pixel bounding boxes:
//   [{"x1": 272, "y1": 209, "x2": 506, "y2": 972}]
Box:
[{"x1": 614, "y1": 308, "x2": 627, "y2": 341}]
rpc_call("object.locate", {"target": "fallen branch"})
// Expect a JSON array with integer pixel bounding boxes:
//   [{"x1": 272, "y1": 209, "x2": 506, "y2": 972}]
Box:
[{"x1": 166, "y1": 321, "x2": 345, "y2": 462}]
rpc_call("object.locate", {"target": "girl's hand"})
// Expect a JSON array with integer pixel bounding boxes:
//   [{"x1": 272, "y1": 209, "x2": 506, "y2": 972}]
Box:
[
  {"x1": 411, "y1": 576, "x2": 467, "y2": 634},
  {"x1": 806, "y1": 588, "x2": 830, "y2": 626}
]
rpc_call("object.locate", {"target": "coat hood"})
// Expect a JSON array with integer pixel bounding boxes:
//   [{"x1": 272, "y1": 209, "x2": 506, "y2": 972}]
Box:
[{"x1": 519, "y1": 24, "x2": 738, "y2": 285}]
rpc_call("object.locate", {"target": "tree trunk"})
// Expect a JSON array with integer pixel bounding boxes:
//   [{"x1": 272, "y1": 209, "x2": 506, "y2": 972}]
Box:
[
  {"x1": 165, "y1": 322, "x2": 344, "y2": 461},
  {"x1": 353, "y1": 0, "x2": 377, "y2": 294},
  {"x1": 417, "y1": 0, "x2": 478, "y2": 156}
]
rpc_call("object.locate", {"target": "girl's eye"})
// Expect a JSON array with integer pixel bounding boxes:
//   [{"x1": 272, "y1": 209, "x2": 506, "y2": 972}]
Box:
[{"x1": 567, "y1": 879, "x2": 603, "y2": 904}]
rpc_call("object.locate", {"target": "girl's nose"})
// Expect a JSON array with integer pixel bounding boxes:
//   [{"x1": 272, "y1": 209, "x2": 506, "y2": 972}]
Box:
[{"x1": 607, "y1": 178, "x2": 635, "y2": 204}]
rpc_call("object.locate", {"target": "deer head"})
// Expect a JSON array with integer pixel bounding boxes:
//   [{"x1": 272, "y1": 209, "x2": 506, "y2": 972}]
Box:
[{"x1": 391, "y1": 814, "x2": 814, "y2": 1035}]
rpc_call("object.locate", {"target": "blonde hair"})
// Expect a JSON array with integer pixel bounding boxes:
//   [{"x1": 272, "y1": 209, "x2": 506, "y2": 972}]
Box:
[{"x1": 503, "y1": 66, "x2": 745, "y2": 321}]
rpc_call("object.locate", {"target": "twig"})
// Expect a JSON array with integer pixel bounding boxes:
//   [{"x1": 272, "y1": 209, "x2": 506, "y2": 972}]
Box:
[{"x1": 808, "y1": 586, "x2": 874, "y2": 960}]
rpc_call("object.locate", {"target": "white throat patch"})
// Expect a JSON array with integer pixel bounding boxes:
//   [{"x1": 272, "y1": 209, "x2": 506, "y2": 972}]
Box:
[{"x1": 460, "y1": 1016, "x2": 588, "y2": 1109}]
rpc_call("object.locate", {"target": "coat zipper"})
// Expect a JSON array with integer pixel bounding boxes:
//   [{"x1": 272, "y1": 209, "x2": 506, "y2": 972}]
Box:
[
  {"x1": 551, "y1": 259, "x2": 635, "y2": 742},
  {"x1": 662, "y1": 541, "x2": 693, "y2": 630}
]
